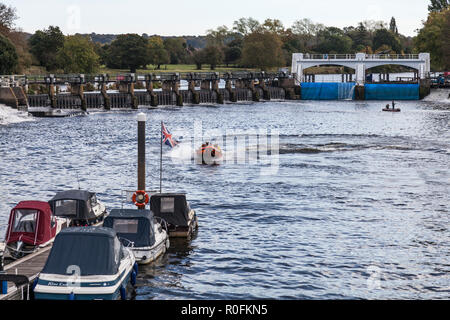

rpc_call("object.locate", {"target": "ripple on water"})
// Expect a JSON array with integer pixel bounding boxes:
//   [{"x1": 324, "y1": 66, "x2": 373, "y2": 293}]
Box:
[{"x1": 0, "y1": 100, "x2": 449, "y2": 299}]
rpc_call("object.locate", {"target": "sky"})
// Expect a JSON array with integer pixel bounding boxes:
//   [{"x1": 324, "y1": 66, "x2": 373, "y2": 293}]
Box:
[{"x1": 4, "y1": 0, "x2": 430, "y2": 37}]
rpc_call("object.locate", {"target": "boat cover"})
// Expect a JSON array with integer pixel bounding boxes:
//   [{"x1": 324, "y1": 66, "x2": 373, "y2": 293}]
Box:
[
  {"x1": 150, "y1": 193, "x2": 191, "y2": 227},
  {"x1": 48, "y1": 190, "x2": 97, "y2": 221},
  {"x1": 103, "y1": 209, "x2": 156, "y2": 247},
  {"x1": 6, "y1": 201, "x2": 56, "y2": 246},
  {"x1": 42, "y1": 227, "x2": 121, "y2": 276}
]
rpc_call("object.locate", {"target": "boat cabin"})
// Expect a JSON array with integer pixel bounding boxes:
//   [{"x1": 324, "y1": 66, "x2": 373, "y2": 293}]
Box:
[
  {"x1": 5, "y1": 201, "x2": 63, "y2": 259},
  {"x1": 35, "y1": 227, "x2": 135, "y2": 300},
  {"x1": 48, "y1": 190, "x2": 106, "y2": 226},
  {"x1": 150, "y1": 193, "x2": 198, "y2": 238},
  {"x1": 104, "y1": 209, "x2": 158, "y2": 248}
]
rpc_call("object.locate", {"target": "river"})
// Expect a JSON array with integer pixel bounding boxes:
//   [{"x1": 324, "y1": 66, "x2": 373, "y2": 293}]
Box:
[{"x1": 0, "y1": 89, "x2": 449, "y2": 299}]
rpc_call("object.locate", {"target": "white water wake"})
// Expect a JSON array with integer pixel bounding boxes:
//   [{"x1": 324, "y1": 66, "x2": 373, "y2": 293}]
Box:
[{"x1": 0, "y1": 104, "x2": 33, "y2": 125}]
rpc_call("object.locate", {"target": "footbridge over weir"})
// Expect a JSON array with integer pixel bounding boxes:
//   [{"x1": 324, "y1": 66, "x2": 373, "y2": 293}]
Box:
[{"x1": 291, "y1": 53, "x2": 431, "y2": 85}]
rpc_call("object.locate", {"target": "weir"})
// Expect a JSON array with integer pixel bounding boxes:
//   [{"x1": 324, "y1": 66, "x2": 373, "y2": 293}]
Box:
[{"x1": 0, "y1": 60, "x2": 435, "y2": 112}]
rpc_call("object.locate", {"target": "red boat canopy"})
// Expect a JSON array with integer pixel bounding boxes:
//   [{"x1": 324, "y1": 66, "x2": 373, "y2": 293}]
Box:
[{"x1": 6, "y1": 201, "x2": 56, "y2": 246}]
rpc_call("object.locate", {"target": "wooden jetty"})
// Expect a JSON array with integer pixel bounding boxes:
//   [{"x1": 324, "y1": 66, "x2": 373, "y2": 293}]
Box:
[{"x1": 0, "y1": 247, "x2": 51, "y2": 300}]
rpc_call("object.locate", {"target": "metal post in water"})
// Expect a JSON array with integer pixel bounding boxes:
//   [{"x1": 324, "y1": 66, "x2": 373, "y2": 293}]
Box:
[{"x1": 137, "y1": 113, "x2": 146, "y2": 207}]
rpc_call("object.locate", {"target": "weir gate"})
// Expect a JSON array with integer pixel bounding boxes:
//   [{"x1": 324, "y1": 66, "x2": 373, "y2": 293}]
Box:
[{"x1": 0, "y1": 53, "x2": 433, "y2": 114}]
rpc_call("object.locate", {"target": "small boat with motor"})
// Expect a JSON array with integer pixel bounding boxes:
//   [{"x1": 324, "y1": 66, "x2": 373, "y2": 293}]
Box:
[
  {"x1": 104, "y1": 208, "x2": 170, "y2": 265},
  {"x1": 383, "y1": 102, "x2": 401, "y2": 112},
  {"x1": 48, "y1": 190, "x2": 107, "y2": 227},
  {"x1": 382, "y1": 107, "x2": 401, "y2": 112},
  {"x1": 3, "y1": 201, "x2": 69, "y2": 260},
  {"x1": 150, "y1": 193, "x2": 198, "y2": 238},
  {"x1": 33, "y1": 227, "x2": 137, "y2": 300},
  {"x1": 195, "y1": 142, "x2": 223, "y2": 165}
]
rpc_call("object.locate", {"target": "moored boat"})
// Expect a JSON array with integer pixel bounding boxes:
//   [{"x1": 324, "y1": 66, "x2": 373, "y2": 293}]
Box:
[
  {"x1": 48, "y1": 190, "x2": 107, "y2": 227},
  {"x1": 104, "y1": 209, "x2": 169, "y2": 265},
  {"x1": 4, "y1": 201, "x2": 69, "y2": 260},
  {"x1": 33, "y1": 227, "x2": 137, "y2": 300},
  {"x1": 150, "y1": 193, "x2": 198, "y2": 238}
]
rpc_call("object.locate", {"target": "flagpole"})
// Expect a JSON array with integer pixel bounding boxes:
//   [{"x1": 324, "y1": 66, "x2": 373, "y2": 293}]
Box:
[{"x1": 160, "y1": 121, "x2": 163, "y2": 193}]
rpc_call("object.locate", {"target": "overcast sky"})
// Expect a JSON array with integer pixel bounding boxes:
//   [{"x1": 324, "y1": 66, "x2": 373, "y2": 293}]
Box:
[{"x1": 5, "y1": 0, "x2": 430, "y2": 37}]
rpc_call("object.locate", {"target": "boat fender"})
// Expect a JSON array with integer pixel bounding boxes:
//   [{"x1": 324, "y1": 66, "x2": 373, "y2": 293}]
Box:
[
  {"x1": 69, "y1": 292, "x2": 75, "y2": 300},
  {"x1": 120, "y1": 286, "x2": 126, "y2": 300},
  {"x1": 131, "y1": 271, "x2": 137, "y2": 287},
  {"x1": 133, "y1": 263, "x2": 138, "y2": 276}
]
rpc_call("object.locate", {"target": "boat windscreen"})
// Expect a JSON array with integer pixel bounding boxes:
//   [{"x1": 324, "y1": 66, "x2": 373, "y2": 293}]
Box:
[
  {"x1": 43, "y1": 234, "x2": 118, "y2": 276},
  {"x1": 53, "y1": 199, "x2": 77, "y2": 217},
  {"x1": 13, "y1": 209, "x2": 38, "y2": 233}
]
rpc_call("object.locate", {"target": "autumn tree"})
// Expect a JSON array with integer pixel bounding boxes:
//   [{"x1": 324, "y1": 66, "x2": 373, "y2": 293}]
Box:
[
  {"x1": 148, "y1": 36, "x2": 169, "y2": 69},
  {"x1": 415, "y1": 7, "x2": 450, "y2": 70},
  {"x1": 241, "y1": 31, "x2": 284, "y2": 70},
  {"x1": 57, "y1": 35, "x2": 100, "y2": 74}
]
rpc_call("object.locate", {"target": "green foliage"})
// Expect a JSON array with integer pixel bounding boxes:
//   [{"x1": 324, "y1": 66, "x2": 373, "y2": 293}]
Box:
[
  {"x1": 428, "y1": 0, "x2": 449, "y2": 12},
  {"x1": 106, "y1": 34, "x2": 149, "y2": 73},
  {"x1": 314, "y1": 27, "x2": 352, "y2": 53},
  {"x1": 0, "y1": 33, "x2": 18, "y2": 74},
  {"x1": 29, "y1": 26, "x2": 65, "y2": 71},
  {"x1": 202, "y1": 46, "x2": 224, "y2": 70},
  {"x1": 224, "y1": 46, "x2": 242, "y2": 66},
  {"x1": 163, "y1": 37, "x2": 189, "y2": 65},
  {"x1": 57, "y1": 35, "x2": 100, "y2": 74},
  {"x1": 148, "y1": 36, "x2": 169, "y2": 69},
  {"x1": 241, "y1": 31, "x2": 284, "y2": 70},
  {"x1": 415, "y1": 8, "x2": 450, "y2": 70},
  {"x1": 373, "y1": 28, "x2": 402, "y2": 53},
  {"x1": 389, "y1": 17, "x2": 398, "y2": 34}
]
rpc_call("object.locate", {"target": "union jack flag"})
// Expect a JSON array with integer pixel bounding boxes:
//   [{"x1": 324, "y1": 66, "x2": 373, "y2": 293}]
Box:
[{"x1": 161, "y1": 122, "x2": 179, "y2": 148}]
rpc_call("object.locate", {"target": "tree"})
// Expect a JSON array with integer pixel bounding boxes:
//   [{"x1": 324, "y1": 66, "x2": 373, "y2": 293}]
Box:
[
  {"x1": 202, "y1": 46, "x2": 224, "y2": 70},
  {"x1": 233, "y1": 17, "x2": 261, "y2": 36},
  {"x1": 206, "y1": 25, "x2": 231, "y2": 46},
  {"x1": 241, "y1": 31, "x2": 284, "y2": 70},
  {"x1": 428, "y1": 0, "x2": 449, "y2": 12},
  {"x1": 163, "y1": 37, "x2": 188, "y2": 64},
  {"x1": 0, "y1": 33, "x2": 18, "y2": 74},
  {"x1": 148, "y1": 36, "x2": 169, "y2": 69},
  {"x1": 262, "y1": 19, "x2": 285, "y2": 35},
  {"x1": 315, "y1": 27, "x2": 353, "y2": 53},
  {"x1": 373, "y1": 28, "x2": 402, "y2": 53},
  {"x1": 29, "y1": 26, "x2": 65, "y2": 71},
  {"x1": 193, "y1": 49, "x2": 206, "y2": 70},
  {"x1": 415, "y1": 8, "x2": 450, "y2": 70},
  {"x1": 389, "y1": 17, "x2": 398, "y2": 35},
  {"x1": 0, "y1": 3, "x2": 17, "y2": 34},
  {"x1": 57, "y1": 35, "x2": 100, "y2": 74},
  {"x1": 107, "y1": 34, "x2": 149, "y2": 72},
  {"x1": 224, "y1": 46, "x2": 241, "y2": 66}
]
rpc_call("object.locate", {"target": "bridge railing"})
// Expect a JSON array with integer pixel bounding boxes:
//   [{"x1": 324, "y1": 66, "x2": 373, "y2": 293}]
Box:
[
  {"x1": 365, "y1": 54, "x2": 420, "y2": 60},
  {"x1": 300, "y1": 54, "x2": 421, "y2": 60},
  {"x1": 303, "y1": 54, "x2": 356, "y2": 60}
]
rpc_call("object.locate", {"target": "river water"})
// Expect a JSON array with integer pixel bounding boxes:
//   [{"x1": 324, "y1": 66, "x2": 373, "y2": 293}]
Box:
[{"x1": 0, "y1": 90, "x2": 449, "y2": 299}]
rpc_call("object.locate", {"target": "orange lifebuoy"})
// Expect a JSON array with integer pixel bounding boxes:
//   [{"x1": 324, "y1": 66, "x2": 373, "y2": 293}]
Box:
[{"x1": 132, "y1": 190, "x2": 149, "y2": 208}]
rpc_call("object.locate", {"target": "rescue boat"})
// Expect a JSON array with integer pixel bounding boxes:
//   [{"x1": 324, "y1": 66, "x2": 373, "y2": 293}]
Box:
[{"x1": 195, "y1": 143, "x2": 223, "y2": 165}]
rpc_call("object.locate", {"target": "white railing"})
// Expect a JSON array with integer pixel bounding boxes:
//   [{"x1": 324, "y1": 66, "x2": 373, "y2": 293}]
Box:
[
  {"x1": 365, "y1": 54, "x2": 419, "y2": 60},
  {"x1": 303, "y1": 54, "x2": 356, "y2": 60},
  {"x1": 301, "y1": 54, "x2": 420, "y2": 60}
]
